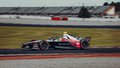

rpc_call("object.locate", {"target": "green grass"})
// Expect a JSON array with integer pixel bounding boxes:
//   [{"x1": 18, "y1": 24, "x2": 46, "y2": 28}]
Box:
[{"x1": 0, "y1": 26, "x2": 120, "y2": 48}]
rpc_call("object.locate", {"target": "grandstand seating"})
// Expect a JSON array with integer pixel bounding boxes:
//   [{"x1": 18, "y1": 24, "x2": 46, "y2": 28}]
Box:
[
  {"x1": 92, "y1": 6, "x2": 109, "y2": 14},
  {"x1": 0, "y1": 7, "x2": 13, "y2": 14},
  {"x1": 0, "y1": 6, "x2": 115, "y2": 17}
]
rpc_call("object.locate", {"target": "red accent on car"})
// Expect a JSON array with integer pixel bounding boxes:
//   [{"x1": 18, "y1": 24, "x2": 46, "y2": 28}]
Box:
[
  {"x1": 61, "y1": 38, "x2": 81, "y2": 48},
  {"x1": 69, "y1": 40, "x2": 81, "y2": 48}
]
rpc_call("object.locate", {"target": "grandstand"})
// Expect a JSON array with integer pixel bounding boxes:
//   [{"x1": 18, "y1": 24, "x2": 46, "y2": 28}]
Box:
[
  {"x1": 0, "y1": 6, "x2": 96, "y2": 16},
  {"x1": 0, "y1": 6, "x2": 119, "y2": 18}
]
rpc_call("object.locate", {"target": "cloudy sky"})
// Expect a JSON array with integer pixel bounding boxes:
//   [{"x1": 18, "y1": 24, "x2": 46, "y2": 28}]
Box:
[{"x1": 0, "y1": 0, "x2": 119, "y2": 7}]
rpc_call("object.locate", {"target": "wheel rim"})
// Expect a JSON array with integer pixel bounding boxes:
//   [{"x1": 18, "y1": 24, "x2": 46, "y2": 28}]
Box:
[{"x1": 38, "y1": 41, "x2": 49, "y2": 50}]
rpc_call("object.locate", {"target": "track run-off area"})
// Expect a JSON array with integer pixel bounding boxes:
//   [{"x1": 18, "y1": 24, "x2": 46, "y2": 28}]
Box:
[{"x1": 0, "y1": 48, "x2": 120, "y2": 60}]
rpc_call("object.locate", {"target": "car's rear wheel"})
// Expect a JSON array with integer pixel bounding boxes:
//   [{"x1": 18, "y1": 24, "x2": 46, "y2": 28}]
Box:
[
  {"x1": 38, "y1": 40, "x2": 49, "y2": 50},
  {"x1": 80, "y1": 39, "x2": 89, "y2": 49}
]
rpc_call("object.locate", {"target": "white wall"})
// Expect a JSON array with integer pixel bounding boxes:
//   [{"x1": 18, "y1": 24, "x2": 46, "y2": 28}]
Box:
[
  {"x1": 0, "y1": 15, "x2": 51, "y2": 20},
  {"x1": 106, "y1": 6, "x2": 115, "y2": 15},
  {"x1": 0, "y1": 15, "x2": 120, "y2": 22},
  {"x1": 68, "y1": 17, "x2": 120, "y2": 22}
]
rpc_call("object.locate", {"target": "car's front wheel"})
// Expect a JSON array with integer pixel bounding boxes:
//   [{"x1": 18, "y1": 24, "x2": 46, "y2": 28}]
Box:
[{"x1": 38, "y1": 40, "x2": 49, "y2": 50}]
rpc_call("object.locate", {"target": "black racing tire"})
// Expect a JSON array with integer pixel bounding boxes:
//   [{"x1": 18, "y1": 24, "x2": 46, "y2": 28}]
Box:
[
  {"x1": 80, "y1": 39, "x2": 89, "y2": 50},
  {"x1": 38, "y1": 40, "x2": 49, "y2": 50}
]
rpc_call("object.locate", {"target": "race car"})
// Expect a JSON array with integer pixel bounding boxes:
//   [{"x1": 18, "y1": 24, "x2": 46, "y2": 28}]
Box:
[{"x1": 21, "y1": 32, "x2": 91, "y2": 50}]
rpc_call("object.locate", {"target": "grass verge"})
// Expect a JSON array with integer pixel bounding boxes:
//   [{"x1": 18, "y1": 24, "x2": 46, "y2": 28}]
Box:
[{"x1": 0, "y1": 26, "x2": 120, "y2": 48}]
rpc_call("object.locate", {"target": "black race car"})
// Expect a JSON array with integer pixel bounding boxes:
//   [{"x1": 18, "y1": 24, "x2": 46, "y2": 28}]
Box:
[{"x1": 21, "y1": 32, "x2": 91, "y2": 50}]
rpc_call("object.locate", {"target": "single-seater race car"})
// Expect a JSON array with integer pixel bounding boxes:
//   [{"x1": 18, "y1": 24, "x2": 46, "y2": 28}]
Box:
[{"x1": 21, "y1": 32, "x2": 91, "y2": 50}]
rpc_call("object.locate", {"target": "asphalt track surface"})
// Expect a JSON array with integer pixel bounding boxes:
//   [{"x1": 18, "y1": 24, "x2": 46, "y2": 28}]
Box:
[
  {"x1": 0, "y1": 48, "x2": 120, "y2": 54},
  {"x1": 0, "y1": 18, "x2": 120, "y2": 28}
]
